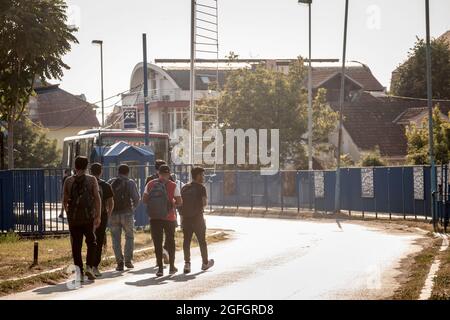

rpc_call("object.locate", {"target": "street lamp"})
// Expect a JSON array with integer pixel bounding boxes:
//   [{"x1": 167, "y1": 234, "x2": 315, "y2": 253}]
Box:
[
  {"x1": 334, "y1": 0, "x2": 349, "y2": 213},
  {"x1": 92, "y1": 40, "x2": 104, "y2": 127},
  {"x1": 298, "y1": 0, "x2": 313, "y2": 171}
]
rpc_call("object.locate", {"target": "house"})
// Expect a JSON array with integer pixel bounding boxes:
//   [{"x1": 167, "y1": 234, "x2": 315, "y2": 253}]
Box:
[
  {"x1": 28, "y1": 83, "x2": 100, "y2": 151},
  {"x1": 108, "y1": 57, "x2": 448, "y2": 166}
]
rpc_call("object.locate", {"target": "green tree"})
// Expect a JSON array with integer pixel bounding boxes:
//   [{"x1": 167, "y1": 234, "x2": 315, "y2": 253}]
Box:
[
  {"x1": 10, "y1": 117, "x2": 59, "y2": 168},
  {"x1": 0, "y1": 0, "x2": 78, "y2": 168},
  {"x1": 405, "y1": 106, "x2": 450, "y2": 165},
  {"x1": 207, "y1": 57, "x2": 338, "y2": 169},
  {"x1": 391, "y1": 37, "x2": 450, "y2": 99},
  {"x1": 359, "y1": 147, "x2": 386, "y2": 167}
]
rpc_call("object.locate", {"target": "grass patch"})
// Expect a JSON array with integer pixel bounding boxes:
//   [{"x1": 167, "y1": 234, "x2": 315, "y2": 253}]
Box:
[
  {"x1": 391, "y1": 237, "x2": 442, "y2": 300},
  {"x1": 0, "y1": 232, "x2": 21, "y2": 244},
  {"x1": 0, "y1": 228, "x2": 229, "y2": 296}
]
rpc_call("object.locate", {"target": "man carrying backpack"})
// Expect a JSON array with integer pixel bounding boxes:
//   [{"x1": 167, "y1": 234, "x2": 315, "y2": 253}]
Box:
[
  {"x1": 108, "y1": 164, "x2": 140, "y2": 271},
  {"x1": 180, "y1": 166, "x2": 214, "y2": 274},
  {"x1": 90, "y1": 163, "x2": 114, "y2": 277},
  {"x1": 146, "y1": 159, "x2": 181, "y2": 265},
  {"x1": 63, "y1": 156, "x2": 101, "y2": 281},
  {"x1": 143, "y1": 165, "x2": 182, "y2": 277}
]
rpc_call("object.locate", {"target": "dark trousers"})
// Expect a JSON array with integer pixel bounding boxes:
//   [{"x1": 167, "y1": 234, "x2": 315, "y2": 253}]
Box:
[
  {"x1": 93, "y1": 214, "x2": 108, "y2": 268},
  {"x1": 182, "y1": 215, "x2": 208, "y2": 264},
  {"x1": 150, "y1": 220, "x2": 176, "y2": 268},
  {"x1": 69, "y1": 222, "x2": 97, "y2": 273}
]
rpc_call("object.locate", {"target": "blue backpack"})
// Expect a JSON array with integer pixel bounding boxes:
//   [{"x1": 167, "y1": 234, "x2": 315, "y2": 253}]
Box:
[{"x1": 147, "y1": 180, "x2": 171, "y2": 219}]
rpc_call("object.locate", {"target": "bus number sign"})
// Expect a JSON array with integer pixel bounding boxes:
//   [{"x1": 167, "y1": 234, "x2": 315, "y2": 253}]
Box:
[{"x1": 123, "y1": 108, "x2": 137, "y2": 129}]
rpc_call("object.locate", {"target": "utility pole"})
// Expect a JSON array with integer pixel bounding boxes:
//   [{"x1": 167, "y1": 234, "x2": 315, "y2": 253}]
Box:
[
  {"x1": 299, "y1": 0, "x2": 313, "y2": 170},
  {"x1": 190, "y1": 0, "x2": 196, "y2": 165},
  {"x1": 92, "y1": 40, "x2": 104, "y2": 127},
  {"x1": 425, "y1": 0, "x2": 436, "y2": 229},
  {"x1": 334, "y1": 0, "x2": 349, "y2": 213},
  {"x1": 143, "y1": 34, "x2": 150, "y2": 146}
]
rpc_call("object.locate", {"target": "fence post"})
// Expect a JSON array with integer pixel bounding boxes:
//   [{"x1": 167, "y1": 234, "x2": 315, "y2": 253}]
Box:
[
  {"x1": 280, "y1": 172, "x2": 284, "y2": 213},
  {"x1": 297, "y1": 172, "x2": 300, "y2": 213},
  {"x1": 250, "y1": 171, "x2": 254, "y2": 212},
  {"x1": 402, "y1": 167, "x2": 406, "y2": 220},
  {"x1": 388, "y1": 168, "x2": 391, "y2": 220},
  {"x1": 235, "y1": 170, "x2": 239, "y2": 211},
  {"x1": 264, "y1": 175, "x2": 269, "y2": 211}
]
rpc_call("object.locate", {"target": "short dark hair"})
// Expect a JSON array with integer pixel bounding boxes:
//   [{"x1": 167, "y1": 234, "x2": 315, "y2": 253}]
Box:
[
  {"x1": 158, "y1": 164, "x2": 171, "y2": 174},
  {"x1": 155, "y1": 159, "x2": 167, "y2": 170},
  {"x1": 90, "y1": 163, "x2": 102, "y2": 176},
  {"x1": 74, "y1": 156, "x2": 89, "y2": 171},
  {"x1": 118, "y1": 164, "x2": 130, "y2": 175},
  {"x1": 191, "y1": 166, "x2": 205, "y2": 180}
]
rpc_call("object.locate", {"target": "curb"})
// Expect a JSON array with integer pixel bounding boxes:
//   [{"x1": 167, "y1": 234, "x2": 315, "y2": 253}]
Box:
[
  {"x1": 419, "y1": 233, "x2": 449, "y2": 300},
  {"x1": 0, "y1": 231, "x2": 226, "y2": 285}
]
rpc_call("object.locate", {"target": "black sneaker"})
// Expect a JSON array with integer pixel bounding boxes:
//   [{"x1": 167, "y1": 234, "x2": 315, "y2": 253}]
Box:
[
  {"x1": 201, "y1": 259, "x2": 215, "y2": 271},
  {"x1": 183, "y1": 262, "x2": 191, "y2": 274},
  {"x1": 85, "y1": 266, "x2": 96, "y2": 281},
  {"x1": 163, "y1": 249, "x2": 169, "y2": 265},
  {"x1": 125, "y1": 261, "x2": 134, "y2": 269},
  {"x1": 116, "y1": 263, "x2": 124, "y2": 271},
  {"x1": 169, "y1": 266, "x2": 178, "y2": 275},
  {"x1": 156, "y1": 267, "x2": 164, "y2": 277}
]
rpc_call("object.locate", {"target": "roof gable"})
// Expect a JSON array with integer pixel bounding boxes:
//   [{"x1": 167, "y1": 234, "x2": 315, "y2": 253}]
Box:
[{"x1": 32, "y1": 85, "x2": 100, "y2": 128}]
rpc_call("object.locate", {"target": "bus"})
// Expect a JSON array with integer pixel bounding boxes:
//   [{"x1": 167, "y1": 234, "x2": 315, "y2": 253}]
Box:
[{"x1": 62, "y1": 129, "x2": 170, "y2": 168}]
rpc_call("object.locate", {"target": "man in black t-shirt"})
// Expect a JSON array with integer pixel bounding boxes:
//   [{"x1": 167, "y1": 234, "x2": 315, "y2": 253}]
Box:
[
  {"x1": 90, "y1": 163, "x2": 114, "y2": 277},
  {"x1": 180, "y1": 166, "x2": 214, "y2": 274}
]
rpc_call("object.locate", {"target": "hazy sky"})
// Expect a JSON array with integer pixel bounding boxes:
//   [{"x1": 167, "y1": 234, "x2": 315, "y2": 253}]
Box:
[{"x1": 61, "y1": 0, "x2": 450, "y2": 117}]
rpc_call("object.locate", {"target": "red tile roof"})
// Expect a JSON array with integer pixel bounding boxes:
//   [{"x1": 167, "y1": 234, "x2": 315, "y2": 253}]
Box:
[
  {"x1": 331, "y1": 93, "x2": 450, "y2": 157},
  {"x1": 33, "y1": 85, "x2": 100, "y2": 128}
]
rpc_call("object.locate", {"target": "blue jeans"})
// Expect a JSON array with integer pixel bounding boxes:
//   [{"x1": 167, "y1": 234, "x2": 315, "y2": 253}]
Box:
[{"x1": 109, "y1": 213, "x2": 135, "y2": 264}]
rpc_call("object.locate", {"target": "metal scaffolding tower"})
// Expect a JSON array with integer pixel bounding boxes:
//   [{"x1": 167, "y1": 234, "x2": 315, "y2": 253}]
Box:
[{"x1": 190, "y1": 0, "x2": 220, "y2": 169}]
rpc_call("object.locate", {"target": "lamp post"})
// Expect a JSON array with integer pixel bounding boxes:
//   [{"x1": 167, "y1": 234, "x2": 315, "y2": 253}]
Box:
[
  {"x1": 334, "y1": 0, "x2": 349, "y2": 213},
  {"x1": 298, "y1": 0, "x2": 313, "y2": 171},
  {"x1": 424, "y1": 0, "x2": 436, "y2": 230},
  {"x1": 92, "y1": 40, "x2": 104, "y2": 127}
]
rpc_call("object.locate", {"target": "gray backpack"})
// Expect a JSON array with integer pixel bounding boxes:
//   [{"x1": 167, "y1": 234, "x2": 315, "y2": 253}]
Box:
[{"x1": 146, "y1": 180, "x2": 171, "y2": 219}]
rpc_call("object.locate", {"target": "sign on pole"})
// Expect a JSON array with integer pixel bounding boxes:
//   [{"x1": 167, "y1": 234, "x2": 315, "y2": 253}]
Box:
[{"x1": 123, "y1": 107, "x2": 138, "y2": 129}]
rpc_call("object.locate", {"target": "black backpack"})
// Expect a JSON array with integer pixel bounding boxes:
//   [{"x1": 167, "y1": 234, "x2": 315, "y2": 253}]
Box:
[
  {"x1": 67, "y1": 175, "x2": 95, "y2": 226},
  {"x1": 110, "y1": 178, "x2": 132, "y2": 213},
  {"x1": 180, "y1": 183, "x2": 202, "y2": 218}
]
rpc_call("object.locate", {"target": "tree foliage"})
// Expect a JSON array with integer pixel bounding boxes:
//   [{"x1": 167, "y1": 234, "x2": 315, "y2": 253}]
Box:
[
  {"x1": 208, "y1": 58, "x2": 338, "y2": 169},
  {"x1": 359, "y1": 147, "x2": 386, "y2": 167},
  {"x1": 405, "y1": 106, "x2": 450, "y2": 165},
  {"x1": 0, "y1": 0, "x2": 78, "y2": 168},
  {"x1": 391, "y1": 37, "x2": 450, "y2": 99},
  {"x1": 8, "y1": 117, "x2": 59, "y2": 168}
]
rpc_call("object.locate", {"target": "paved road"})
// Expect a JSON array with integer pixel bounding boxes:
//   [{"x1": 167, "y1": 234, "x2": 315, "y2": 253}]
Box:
[{"x1": 3, "y1": 216, "x2": 422, "y2": 300}]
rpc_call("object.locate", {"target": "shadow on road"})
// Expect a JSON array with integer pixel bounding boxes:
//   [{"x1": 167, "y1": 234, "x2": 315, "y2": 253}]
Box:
[
  {"x1": 31, "y1": 270, "x2": 125, "y2": 295},
  {"x1": 125, "y1": 271, "x2": 205, "y2": 287},
  {"x1": 128, "y1": 266, "x2": 159, "y2": 275}
]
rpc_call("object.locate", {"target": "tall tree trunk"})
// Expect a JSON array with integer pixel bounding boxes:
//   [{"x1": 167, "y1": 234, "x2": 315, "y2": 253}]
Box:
[{"x1": 7, "y1": 117, "x2": 14, "y2": 169}]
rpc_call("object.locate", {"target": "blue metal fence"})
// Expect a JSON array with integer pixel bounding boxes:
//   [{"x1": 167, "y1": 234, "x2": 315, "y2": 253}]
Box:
[{"x1": 0, "y1": 165, "x2": 438, "y2": 234}]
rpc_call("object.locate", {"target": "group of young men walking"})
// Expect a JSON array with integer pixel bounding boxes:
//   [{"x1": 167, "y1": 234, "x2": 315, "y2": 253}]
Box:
[{"x1": 62, "y1": 156, "x2": 214, "y2": 282}]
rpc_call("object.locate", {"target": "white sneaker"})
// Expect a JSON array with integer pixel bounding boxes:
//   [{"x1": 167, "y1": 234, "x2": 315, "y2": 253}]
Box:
[
  {"x1": 93, "y1": 267, "x2": 102, "y2": 277},
  {"x1": 201, "y1": 259, "x2": 215, "y2": 271}
]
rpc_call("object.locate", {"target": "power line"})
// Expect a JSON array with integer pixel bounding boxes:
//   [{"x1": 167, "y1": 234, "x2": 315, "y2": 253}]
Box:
[{"x1": 32, "y1": 84, "x2": 144, "y2": 116}]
